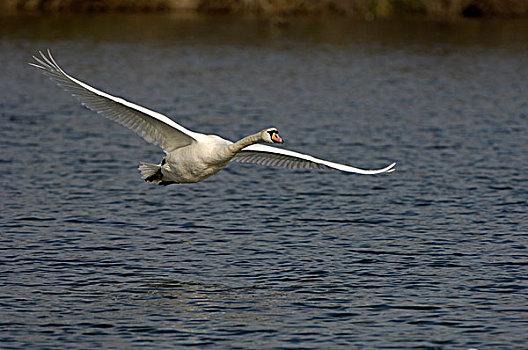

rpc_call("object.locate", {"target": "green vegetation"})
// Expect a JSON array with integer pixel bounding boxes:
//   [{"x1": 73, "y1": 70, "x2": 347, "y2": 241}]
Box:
[{"x1": 3, "y1": 0, "x2": 528, "y2": 19}]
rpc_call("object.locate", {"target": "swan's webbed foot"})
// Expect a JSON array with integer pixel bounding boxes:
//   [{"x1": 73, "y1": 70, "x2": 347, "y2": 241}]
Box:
[
  {"x1": 144, "y1": 169, "x2": 162, "y2": 183},
  {"x1": 159, "y1": 181, "x2": 177, "y2": 186}
]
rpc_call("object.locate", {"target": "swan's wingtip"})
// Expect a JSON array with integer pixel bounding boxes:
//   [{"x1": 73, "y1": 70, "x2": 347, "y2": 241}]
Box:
[
  {"x1": 386, "y1": 162, "x2": 396, "y2": 173},
  {"x1": 374, "y1": 162, "x2": 396, "y2": 174}
]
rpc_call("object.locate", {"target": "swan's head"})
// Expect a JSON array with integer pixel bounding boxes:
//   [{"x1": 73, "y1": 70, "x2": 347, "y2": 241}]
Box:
[{"x1": 262, "y1": 128, "x2": 284, "y2": 144}]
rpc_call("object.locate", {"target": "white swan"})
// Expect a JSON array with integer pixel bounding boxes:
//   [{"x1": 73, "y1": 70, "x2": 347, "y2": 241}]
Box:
[{"x1": 30, "y1": 50, "x2": 396, "y2": 185}]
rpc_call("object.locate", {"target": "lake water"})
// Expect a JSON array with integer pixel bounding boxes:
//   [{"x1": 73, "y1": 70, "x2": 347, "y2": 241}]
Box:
[{"x1": 1, "y1": 13, "x2": 527, "y2": 349}]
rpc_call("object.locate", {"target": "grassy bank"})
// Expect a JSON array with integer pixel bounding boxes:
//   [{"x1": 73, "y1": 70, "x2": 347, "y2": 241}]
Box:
[{"x1": 3, "y1": 0, "x2": 528, "y2": 19}]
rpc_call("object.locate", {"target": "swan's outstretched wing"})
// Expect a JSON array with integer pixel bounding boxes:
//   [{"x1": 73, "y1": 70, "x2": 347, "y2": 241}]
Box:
[
  {"x1": 30, "y1": 50, "x2": 201, "y2": 152},
  {"x1": 233, "y1": 144, "x2": 396, "y2": 174}
]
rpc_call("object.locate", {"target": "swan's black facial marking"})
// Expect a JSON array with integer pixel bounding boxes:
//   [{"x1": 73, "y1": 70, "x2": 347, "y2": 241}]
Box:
[{"x1": 268, "y1": 129, "x2": 284, "y2": 144}]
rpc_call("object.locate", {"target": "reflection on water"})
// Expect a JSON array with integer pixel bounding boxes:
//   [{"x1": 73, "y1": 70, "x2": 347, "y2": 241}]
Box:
[{"x1": 1, "y1": 13, "x2": 528, "y2": 350}]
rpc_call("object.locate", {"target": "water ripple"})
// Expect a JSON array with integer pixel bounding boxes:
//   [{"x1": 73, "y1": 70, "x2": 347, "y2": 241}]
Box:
[{"x1": 1, "y1": 17, "x2": 528, "y2": 349}]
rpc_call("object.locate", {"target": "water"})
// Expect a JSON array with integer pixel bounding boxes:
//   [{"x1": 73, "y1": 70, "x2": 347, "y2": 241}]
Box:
[{"x1": 1, "y1": 13, "x2": 527, "y2": 349}]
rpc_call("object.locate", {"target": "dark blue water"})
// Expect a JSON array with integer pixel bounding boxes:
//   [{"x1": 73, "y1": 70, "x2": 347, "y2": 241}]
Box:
[{"x1": 1, "y1": 14, "x2": 527, "y2": 349}]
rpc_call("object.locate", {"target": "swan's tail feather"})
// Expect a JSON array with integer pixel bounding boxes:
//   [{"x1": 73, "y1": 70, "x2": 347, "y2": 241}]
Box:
[{"x1": 139, "y1": 162, "x2": 162, "y2": 184}]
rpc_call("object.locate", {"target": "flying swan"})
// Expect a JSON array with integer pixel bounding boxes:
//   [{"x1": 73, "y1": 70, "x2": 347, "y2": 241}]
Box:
[{"x1": 30, "y1": 50, "x2": 396, "y2": 185}]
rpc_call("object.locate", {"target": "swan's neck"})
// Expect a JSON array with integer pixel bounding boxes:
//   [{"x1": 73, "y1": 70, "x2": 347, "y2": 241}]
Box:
[{"x1": 228, "y1": 133, "x2": 262, "y2": 154}]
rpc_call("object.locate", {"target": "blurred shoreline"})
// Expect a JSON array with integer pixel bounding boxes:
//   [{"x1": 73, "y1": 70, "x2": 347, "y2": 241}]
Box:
[{"x1": 3, "y1": 0, "x2": 528, "y2": 20}]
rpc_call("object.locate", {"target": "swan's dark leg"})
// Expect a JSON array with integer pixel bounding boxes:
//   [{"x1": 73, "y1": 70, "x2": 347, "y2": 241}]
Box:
[
  {"x1": 149, "y1": 158, "x2": 176, "y2": 185},
  {"x1": 144, "y1": 169, "x2": 162, "y2": 183}
]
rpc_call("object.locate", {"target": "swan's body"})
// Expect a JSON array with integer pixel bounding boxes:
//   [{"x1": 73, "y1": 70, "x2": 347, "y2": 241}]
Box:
[{"x1": 30, "y1": 50, "x2": 396, "y2": 184}]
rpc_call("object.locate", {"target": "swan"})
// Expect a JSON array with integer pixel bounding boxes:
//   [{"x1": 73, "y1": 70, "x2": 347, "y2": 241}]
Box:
[{"x1": 30, "y1": 50, "x2": 396, "y2": 185}]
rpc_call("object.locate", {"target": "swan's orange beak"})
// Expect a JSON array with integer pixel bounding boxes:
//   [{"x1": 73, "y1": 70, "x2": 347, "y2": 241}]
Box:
[{"x1": 272, "y1": 132, "x2": 284, "y2": 144}]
